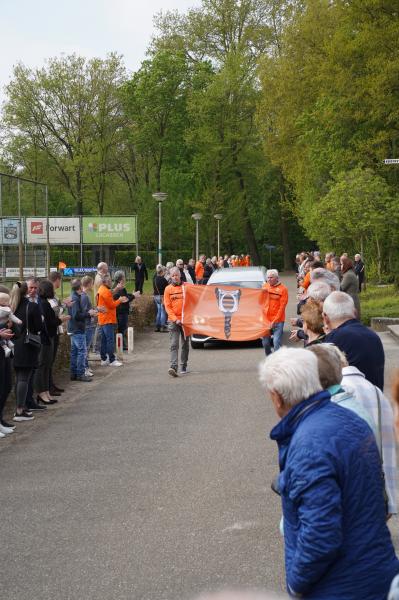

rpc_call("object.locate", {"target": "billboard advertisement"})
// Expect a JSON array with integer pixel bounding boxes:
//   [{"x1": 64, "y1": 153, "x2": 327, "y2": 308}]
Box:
[
  {"x1": 0, "y1": 218, "x2": 23, "y2": 245},
  {"x1": 82, "y1": 216, "x2": 137, "y2": 244},
  {"x1": 26, "y1": 217, "x2": 81, "y2": 244}
]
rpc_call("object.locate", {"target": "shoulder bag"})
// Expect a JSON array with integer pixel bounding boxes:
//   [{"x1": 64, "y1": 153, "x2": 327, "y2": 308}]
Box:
[{"x1": 24, "y1": 302, "x2": 41, "y2": 349}]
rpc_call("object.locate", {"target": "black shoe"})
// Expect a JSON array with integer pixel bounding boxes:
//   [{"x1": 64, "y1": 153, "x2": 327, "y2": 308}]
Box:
[
  {"x1": 1, "y1": 419, "x2": 15, "y2": 428},
  {"x1": 13, "y1": 411, "x2": 35, "y2": 422},
  {"x1": 154, "y1": 328, "x2": 160, "y2": 332},
  {"x1": 51, "y1": 385, "x2": 64, "y2": 393},
  {"x1": 76, "y1": 375, "x2": 92, "y2": 382},
  {"x1": 37, "y1": 396, "x2": 57, "y2": 405},
  {"x1": 168, "y1": 367, "x2": 178, "y2": 378},
  {"x1": 27, "y1": 402, "x2": 47, "y2": 411},
  {"x1": 70, "y1": 375, "x2": 77, "y2": 381},
  {"x1": 49, "y1": 390, "x2": 62, "y2": 396}
]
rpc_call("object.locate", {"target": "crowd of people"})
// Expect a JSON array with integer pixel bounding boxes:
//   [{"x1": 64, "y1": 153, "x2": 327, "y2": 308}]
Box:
[{"x1": 257, "y1": 249, "x2": 399, "y2": 598}]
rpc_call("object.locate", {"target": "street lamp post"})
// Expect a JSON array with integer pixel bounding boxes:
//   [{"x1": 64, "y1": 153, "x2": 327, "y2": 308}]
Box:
[
  {"x1": 152, "y1": 192, "x2": 168, "y2": 265},
  {"x1": 214, "y1": 214, "x2": 223, "y2": 258},
  {"x1": 191, "y1": 213, "x2": 202, "y2": 261}
]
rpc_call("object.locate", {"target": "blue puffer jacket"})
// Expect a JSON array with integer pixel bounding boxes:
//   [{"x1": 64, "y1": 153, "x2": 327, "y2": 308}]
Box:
[{"x1": 270, "y1": 390, "x2": 399, "y2": 599}]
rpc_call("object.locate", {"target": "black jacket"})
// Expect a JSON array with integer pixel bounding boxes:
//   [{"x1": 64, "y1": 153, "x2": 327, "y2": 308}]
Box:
[
  {"x1": 68, "y1": 291, "x2": 91, "y2": 333},
  {"x1": 13, "y1": 298, "x2": 42, "y2": 368},
  {"x1": 153, "y1": 275, "x2": 168, "y2": 296},
  {"x1": 325, "y1": 318, "x2": 385, "y2": 390},
  {"x1": 113, "y1": 287, "x2": 135, "y2": 315},
  {"x1": 187, "y1": 266, "x2": 196, "y2": 284},
  {"x1": 133, "y1": 263, "x2": 148, "y2": 283},
  {"x1": 39, "y1": 298, "x2": 61, "y2": 344}
]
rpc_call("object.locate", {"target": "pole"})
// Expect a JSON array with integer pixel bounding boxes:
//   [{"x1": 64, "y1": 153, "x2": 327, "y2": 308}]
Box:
[
  {"x1": 17, "y1": 180, "x2": 24, "y2": 280},
  {"x1": 196, "y1": 220, "x2": 199, "y2": 262},
  {"x1": 0, "y1": 175, "x2": 3, "y2": 280},
  {"x1": 80, "y1": 216, "x2": 83, "y2": 267},
  {"x1": 45, "y1": 186, "x2": 50, "y2": 274},
  {"x1": 217, "y1": 220, "x2": 220, "y2": 258},
  {"x1": 158, "y1": 200, "x2": 162, "y2": 265}
]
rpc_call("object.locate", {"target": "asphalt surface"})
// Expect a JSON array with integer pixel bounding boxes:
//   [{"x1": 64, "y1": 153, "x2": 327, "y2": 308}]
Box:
[{"x1": 1, "y1": 274, "x2": 399, "y2": 600}]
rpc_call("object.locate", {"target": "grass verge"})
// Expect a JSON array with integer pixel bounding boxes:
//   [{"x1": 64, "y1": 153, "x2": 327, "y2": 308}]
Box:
[{"x1": 360, "y1": 285, "x2": 399, "y2": 326}]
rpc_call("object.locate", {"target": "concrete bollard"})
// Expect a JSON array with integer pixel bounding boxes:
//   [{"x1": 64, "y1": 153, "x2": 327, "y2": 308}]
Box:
[
  {"x1": 128, "y1": 326, "x2": 134, "y2": 353},
  {"x1": 116, "y1": 333, "x2": 124, "y2": 359}
]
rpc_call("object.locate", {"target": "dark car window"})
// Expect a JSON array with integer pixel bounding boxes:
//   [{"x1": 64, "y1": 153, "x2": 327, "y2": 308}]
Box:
[{"x1": 208, "y1": 281, "x2": 263, "y2": 289}]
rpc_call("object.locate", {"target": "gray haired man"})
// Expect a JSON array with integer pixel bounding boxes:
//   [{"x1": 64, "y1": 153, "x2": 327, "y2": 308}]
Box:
[{"x1": 164, "y1": 267, "x2": 189, "y2": 377}]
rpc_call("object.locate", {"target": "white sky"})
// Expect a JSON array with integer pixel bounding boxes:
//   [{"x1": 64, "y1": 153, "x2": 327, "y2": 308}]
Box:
[{"x1": 0, "y1": 0, "x2": 201, "y2": 103}]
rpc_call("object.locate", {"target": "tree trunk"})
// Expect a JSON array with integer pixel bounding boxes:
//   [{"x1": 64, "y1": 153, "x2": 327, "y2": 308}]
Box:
[{"x1": 280, "y1": 213, "x2": 291, "y2": 271}]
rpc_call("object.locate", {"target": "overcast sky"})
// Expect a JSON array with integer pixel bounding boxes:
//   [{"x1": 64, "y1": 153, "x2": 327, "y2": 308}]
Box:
[{"x1": 0, "y1": 0, "x2": 200, "y2": 102}]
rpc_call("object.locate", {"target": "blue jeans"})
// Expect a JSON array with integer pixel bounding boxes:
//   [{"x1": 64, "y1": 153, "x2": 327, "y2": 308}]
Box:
[
  {"x1": 100, "y1": 324, "x2": 116, "y2": 363},
  {"x1": 85, "y1": 326, "x2": 95, "y2": 368},
  {"x1": 154, "y1": 296, "x2": 167, "y2": 328},
  {"x1": 262, "y1": 321, "x2": 285, "y2": 356},
  {"x1": 71, "y1": 332, "x2": 87, "y2": 377}
]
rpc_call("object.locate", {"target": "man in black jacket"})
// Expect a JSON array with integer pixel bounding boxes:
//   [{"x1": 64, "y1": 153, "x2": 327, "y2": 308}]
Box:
[
  {"x1": 68, "y1": 279, "x2": 97, "y2": 382},
  {"x1": 323, "y1": 291, "x2": 385, "y2": 390},
  {"x1": 133, "y1": 256, "x2": 148, "y2": 293}
]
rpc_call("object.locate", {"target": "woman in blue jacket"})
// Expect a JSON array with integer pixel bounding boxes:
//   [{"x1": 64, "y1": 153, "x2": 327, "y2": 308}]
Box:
[{"x1": 259, "y1": 347, "x2": 399, "y2": 599}]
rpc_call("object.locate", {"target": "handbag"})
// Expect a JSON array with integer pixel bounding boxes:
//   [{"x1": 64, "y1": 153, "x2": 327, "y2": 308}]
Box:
[{"x1": 24, "y1": 303, "x2": 41, "y2": 349}]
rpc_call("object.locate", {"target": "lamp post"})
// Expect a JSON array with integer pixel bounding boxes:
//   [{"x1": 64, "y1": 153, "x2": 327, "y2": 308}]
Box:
[
  {"x1": 152, "y1": 192, "x2": 168, "y2": 265},
  {"x1": 191, "y1": 213, "x2": 202, "y2": 261},
  {"x1": 214, "y1": 214, "x2": 223, "y2": 258}
]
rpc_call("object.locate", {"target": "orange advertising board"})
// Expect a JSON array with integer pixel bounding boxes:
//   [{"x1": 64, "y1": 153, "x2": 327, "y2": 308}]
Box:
[{"x1": 181, "y1": 283, "x2": 270, "y2": 341}]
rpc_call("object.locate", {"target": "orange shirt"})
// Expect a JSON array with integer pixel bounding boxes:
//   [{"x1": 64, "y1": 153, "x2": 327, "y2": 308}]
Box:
[
  {"x1": 303, "y1": 271, "x2": 311, "y2": 290},
  {"x1": 262, "y1": 282, "x2": 288, "y2": 324},
  {"x1": 164, "y1": 283, "x2": 184, "y2": 322},
  {"x1": 195, "y1": 261, "x2": 204, "y2": 281},
  {"x1": 97, "y1": 284, "x2": 122, "y2": 325}
]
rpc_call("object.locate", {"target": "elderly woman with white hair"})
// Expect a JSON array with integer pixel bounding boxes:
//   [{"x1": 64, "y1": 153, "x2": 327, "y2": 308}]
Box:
[{"x1": 259, "y1": 347, "x2": 399, "y2": 599}]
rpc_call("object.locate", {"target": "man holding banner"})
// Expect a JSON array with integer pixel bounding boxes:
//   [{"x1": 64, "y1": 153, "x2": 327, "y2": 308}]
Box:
[{"x1": 164, "y1": 267, "x2": 190, "y2": 378}]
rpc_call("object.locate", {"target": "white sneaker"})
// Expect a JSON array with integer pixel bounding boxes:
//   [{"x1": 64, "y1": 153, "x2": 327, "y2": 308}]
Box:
[
  {"x1": 85, "y1": 369, "x2": 94, "y2": 377},
  {"x1": 100, "y1": 360, "x2": 110, "y2": 366},
  {"x1": 0, "y1": 423, "x2": 14, "y2": 435},
  {"x1": 0, "y1": 431, "x2": 6, "y2": 439},
  {"x1": 110, "y1": 360, "x2": 123, "y2": 367}
]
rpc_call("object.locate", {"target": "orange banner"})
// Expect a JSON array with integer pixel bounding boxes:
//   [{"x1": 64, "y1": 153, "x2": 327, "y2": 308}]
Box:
[{"x1": 181, "y1": 283, "x2": 270, "y2": 341}]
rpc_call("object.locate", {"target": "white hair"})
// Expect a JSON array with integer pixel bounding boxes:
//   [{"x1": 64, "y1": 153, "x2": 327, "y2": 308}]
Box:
[
  {"x1": 156, "y1": 264, "x2": 164, "y2": 275},
  {"x1": 97, "y1": 262, "x2": 107, "y2": 272},
  {"x1": 266, "y1": 269, "x2": 279, "y2": 278},
  {"x1": 165, "y1": 261, "x2": 174, "y2": 269},
  {"x1": 311, "y1": 268, "x2": 340, "y2": 291},
  {"x1": 176, "y1": 259, "x2": 184, "y2": 266},
  {"x1": 307, "y1": 281, "x2": 331, "y2": 303},
  {"x1": 169, "y1": 266, "x2": 180, "y2": 276},
  {"x1": 259, "y1": 347, "x2": 322, "y2": 407},
  {"x1": 323, "y1": 291, "x2": 355, "y2": 322}
]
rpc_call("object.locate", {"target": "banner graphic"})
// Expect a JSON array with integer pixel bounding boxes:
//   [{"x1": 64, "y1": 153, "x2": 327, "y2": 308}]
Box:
[
  {"x1": 0, "y1": 218, "x2": 23, "y2": 245},
  {"x1": 182, "y1": 283, "x2": 270, "y2": 341},
  {"x1": 82, "y1": 216, "x2": 137, "y2": 244},
  {"x1": 26, "y1": 217, "x2": 80, "y2": 244}
]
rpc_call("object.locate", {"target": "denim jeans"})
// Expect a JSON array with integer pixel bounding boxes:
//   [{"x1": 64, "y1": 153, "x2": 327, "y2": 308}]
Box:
[
  {"x1": 85, "y1": 326, "x2": 95, "y2": 369},
  {"x1": 100, "y1": 323, "x2": 116, "y2": 363},
  {"x1": 154, "y1": 296, "x2": 167, "y2": 328},
  {"x1": 262, "y1": 321, "x2": 285, "y2": 356},
  {"x1": 71, "y1": 332, "x2": 87, "y2": 377}
]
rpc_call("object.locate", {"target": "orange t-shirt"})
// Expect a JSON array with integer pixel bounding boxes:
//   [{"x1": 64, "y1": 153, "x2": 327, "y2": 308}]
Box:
[
  {"x1": 164, "y1": 283, "x2": 184, "y2": 322},
  {"x1": 97, "y1": 284, "x2": 121, "y2": 325},
  {"x1": 195, "y1": 261, "x2": 204, "y2": 281},
  {"x1": 262, "y1": 282, "x2": 288, "y2": 324}
]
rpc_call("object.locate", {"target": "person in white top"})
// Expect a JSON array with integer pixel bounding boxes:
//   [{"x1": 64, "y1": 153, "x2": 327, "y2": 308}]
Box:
[{"x1": 341, "y1": 362, "x2": 397, "y2": 515}]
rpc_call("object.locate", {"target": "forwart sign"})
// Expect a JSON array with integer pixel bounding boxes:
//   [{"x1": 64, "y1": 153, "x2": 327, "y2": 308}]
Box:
[{"x1": 26, "y1": 218, "x2": 80, "y2": 244}]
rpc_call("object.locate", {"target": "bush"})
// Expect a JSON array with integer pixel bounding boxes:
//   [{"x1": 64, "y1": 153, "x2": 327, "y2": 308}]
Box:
[{"x1": 360, "y1": 285, "x2": 399, "y2": 325}]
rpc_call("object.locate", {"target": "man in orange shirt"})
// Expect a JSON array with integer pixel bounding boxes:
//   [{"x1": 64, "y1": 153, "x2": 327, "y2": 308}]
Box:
[
  {"x1": 97, "y1": 274, "x2": 128, "y2": 367},
  {"x1": 195, "y1": 255, "x2": 206, "y2": 283},
  {"x1": 262, "y1": 269, "x2": 288, "y2": 356},
  {"x1": 164, "y1": 267, "x2": 190, "y2": 377}
]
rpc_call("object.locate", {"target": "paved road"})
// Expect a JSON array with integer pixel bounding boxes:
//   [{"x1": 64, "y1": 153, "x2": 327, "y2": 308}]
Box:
[{"x1": 1, "y1": 274, "x2": 398, "y2": 600}]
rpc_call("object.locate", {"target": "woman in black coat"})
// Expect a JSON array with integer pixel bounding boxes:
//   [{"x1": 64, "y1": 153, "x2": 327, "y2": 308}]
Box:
[
  {"x1": 11, "y1": 281, "x2": 42, "y2": 421},
  {"x1": 34, "y1": 280, "x2": 62, "y2": 405}
]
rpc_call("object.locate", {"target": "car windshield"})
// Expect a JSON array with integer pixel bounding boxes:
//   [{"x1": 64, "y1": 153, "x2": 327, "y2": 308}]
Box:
[{"x1": 208, "y1": 281, "x2": 263, "y2": 289}]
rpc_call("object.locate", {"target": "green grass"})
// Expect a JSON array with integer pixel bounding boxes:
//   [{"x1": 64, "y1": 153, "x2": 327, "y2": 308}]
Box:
[{"x1": 360, "y1": 284, "x2": 399, "y2": 325}]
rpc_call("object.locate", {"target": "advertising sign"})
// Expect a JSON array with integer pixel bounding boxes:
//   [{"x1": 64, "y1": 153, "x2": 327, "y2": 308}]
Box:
[
  {"x1": 26, "y1": 217, "x2": 81, "y2": 244},
  {"x1": 63, "y1": 267, "x2": 97, "y2": 277},
  {"x1": 0, "y1": 218, "x2": 22, "y2": 245},
  {"x1": 5, "y1": 267, "x2": 46, "y2": 278},
  {"x1": 82, "y1": 216, "x2": 137, "y2": 244}
]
